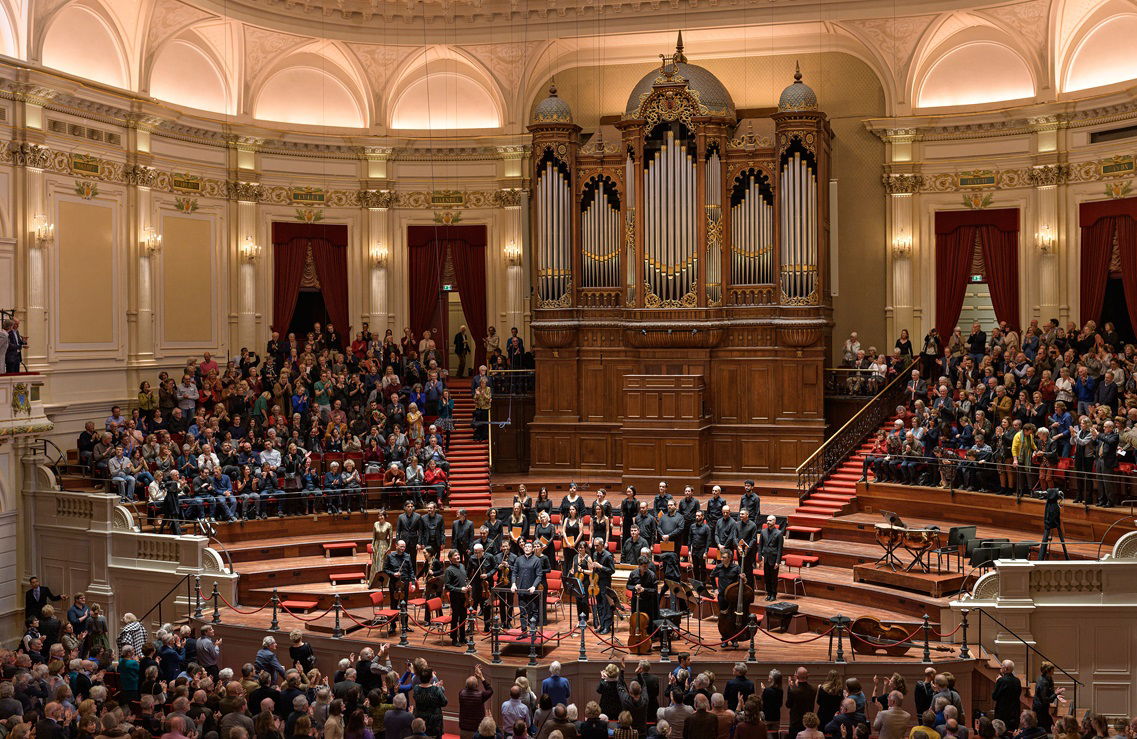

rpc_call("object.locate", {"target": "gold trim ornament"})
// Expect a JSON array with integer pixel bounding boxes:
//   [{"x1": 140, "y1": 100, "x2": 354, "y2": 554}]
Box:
[
  {"x1": 74, "y1": 180, "x2": 98, "y2": 200},
  {"x1": 962, "y1": 193, "x2": 994, "y2": 210},
  {"x1": 433, "y1": 211, "x2": 463, "y2": 225},
  {"x1": 294, "y1": 208, "x2": 324, "y2": 223},
  {"x1": 174, "y1": 197, "x2": 198, "y2": 214},
  {"x1": 1106, "y1": 181, "x2": 1133, "y2": 199},
  {"x1": 11, "y1": 383, "x2": 30, "y2": 416}
]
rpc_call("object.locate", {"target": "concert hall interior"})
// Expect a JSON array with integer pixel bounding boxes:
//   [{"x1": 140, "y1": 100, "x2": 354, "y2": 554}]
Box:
[{"x1": 4, "y1": 0, "x2": 1137, "y2": 737}]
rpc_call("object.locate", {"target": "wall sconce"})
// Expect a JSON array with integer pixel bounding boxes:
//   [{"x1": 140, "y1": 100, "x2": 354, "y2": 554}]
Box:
[
  {"x1": 504, "y1": 241, "x2": 522, "y2": 265},
  {"x1": 141, "y1": 226, "x2": 162, "y2": 255},
  {"x1": 370, "y1": 242, "x2": 389, "y2": 268},
  {"x1": 1036, "y1": 225, "x2": 1056, "y2": 255},
  {"x1": 891, "y1": 234, "x2": 913, "y2": 259},
  {"x1": 31, "y1": 214, "x2": 54, "y2": 247},
  {"x1": 240, "y1": 236, "x2": 262, "y2": 262}
]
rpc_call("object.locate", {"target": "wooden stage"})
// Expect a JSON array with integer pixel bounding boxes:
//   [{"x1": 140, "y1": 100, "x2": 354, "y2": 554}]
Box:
[{"x1": 852, "y1": 564, "x2": 967, "y2": 599}]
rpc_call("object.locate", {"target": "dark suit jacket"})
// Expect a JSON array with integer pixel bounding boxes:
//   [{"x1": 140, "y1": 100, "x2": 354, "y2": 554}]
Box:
[
  {"x1": 682, "y1": 709, "x2": 718, "y2": 739},
  {"x1": 35, "y1": 718, "x2": 67, "y2": 739},
  {"x1": 991, "y1": 674, "x2": 1022, "y2": 727},
  {"x1": 759, "y1": 528, "x2": 784, "y2": 565},
  {"x1": 785, "y1": 681, "x2": 818, "y2": 732},
  {"x1": 25, "y1": 586, "x2": 62, "y2": 617},
  {"x1": 637, "y1": 671, "x2": 661, "y2": 718}
]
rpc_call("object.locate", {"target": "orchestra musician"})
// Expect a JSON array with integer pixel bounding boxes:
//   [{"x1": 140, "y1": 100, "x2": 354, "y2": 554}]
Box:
[
  {"x1": 737, "y1": 509, "x2": 758, "y2": 590},
  {"x1": 562, "y1": 505, "x2": 584, "y2": 576},
  {"x1": 635, "y1": 501, "x2": 658, "y2": 545},
  {"x1": 467, "y1": 543, "x2": 493, "y2": 631},
  {"x1": 485, "y1": 508, "x2": 504, "y2": 552},
  {"x1": 709, "y1": 548, "x2": 742, "y2": 647},
  {"x1": 396, "y1": 500, "x2": 422, "y2": 575},
  {"x1": 443, "y1": 549, "x2": 470, "y2": 646},
  {"x1": 382, "y1": 540, "x2": 415, "y2": 635},
  {"x1": 420, "y1": 502, "x2": 445, "y2": 563},
  {"x1": 620, "y1": 486, "x2": 639, "y2": 542},
  {"x1": 739, "y1": 480, "x2": 761, "y2": 522},
  {"x1": 688, "y1": 511, "x2": 711, "y2": 585},
  {"x1": 451, "y1": 509, "x2": 474, "y2": 565},
  {"x1": 508, "y1": 503, "x2": 529, "y2": 553},
  {"x1": 759, "y1": 515, "x2": 784, "y2": 602},
  {"x1": 511, "y1": 540, "x2": 545, "y2": 633},
  {"x1": 627, "y1": 555, "x2": 661, "y2": 637},
  {"x1": 495, "y1": 539, "x2": 516, "y2": 628},
  {"x1": 658, "y1": 499, "x2": 684, "y2": 553},
  {"x1": 715, "y1": 504, "x2": 739, "y2": 552},
  {"x1": 570, "y1": 540, "x2": 593, "y2": 623},
  {"x1": 589, "y1": 537, "x2": 616, "y2": 634},
  {"x1": 622, "y1": 525, "x2": 649, "y2": 565},
  {"x1": 678, "y1": 486, "x2": 700, "y2": 548},
  {"x1": 652, "y1": 481, "x2": 673, "y2": 516},
  {"x1": 533, "y1": 511, "x2": 558, "y2": 571}
]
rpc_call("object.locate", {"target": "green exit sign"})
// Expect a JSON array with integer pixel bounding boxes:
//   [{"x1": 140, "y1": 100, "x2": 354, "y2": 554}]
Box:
[{"x1": 442, "y1": 284, "x2": 454, "y2": 291}]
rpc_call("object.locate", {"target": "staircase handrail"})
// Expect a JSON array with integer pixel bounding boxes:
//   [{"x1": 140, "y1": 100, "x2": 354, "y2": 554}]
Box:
[
  {"x1": 796, "y1": 359, "x2": 914, "y2": 502},
  {"x1": 972, "y1": 606, "x2": 1083, "y2": 713},
  {"x1": 138, "y1": 573, "x2": 192, "y2": 627}
]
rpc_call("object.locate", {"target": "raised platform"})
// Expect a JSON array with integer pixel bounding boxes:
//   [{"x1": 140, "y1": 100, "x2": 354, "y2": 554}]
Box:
[{"x1": 852, "y1": 563, "x2": 968, "y2": 598}]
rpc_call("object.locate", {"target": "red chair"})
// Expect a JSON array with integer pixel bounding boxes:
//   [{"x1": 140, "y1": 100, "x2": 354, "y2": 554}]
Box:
[
  {"x1": 421, "y1": 597, "x2": 452, "y2": 644},
  {"x1": 369, "y1": 591, "x2": 400, "y2": 628},
  {"x1": 607, "y1": 541, "x2": 618, "y2": 553},
  {"x1": 778, "y1": 555, "x2": 808, "y2": 597},
  {"x1": 545, "y1": 573, "x2": 565, "y2": 621}
]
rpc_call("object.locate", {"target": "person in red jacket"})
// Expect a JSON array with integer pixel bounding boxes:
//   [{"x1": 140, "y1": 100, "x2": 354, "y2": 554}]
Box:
[{"x1": 424, "y1": 459, "x2": 448, "y2": 504}]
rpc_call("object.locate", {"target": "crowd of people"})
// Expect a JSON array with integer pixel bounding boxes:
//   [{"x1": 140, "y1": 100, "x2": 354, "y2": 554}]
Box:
[
  {"x1": 842, "y1": 319, "x2": 1137, "y2": 506},
  {"x1": 10, "y1": 580, "x2": 1119, "y2": 739},
  {"x1": 71, "y1": 322, "x2": 531, "y2": 532}
]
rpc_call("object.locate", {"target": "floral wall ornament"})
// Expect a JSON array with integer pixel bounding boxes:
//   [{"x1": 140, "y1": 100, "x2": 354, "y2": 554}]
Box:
[
  {"x1": 294, "y1": 208, "x2": 324, "y2": 223},
  {"x1": 1105, "y1": 181, "x2": 1133, "y2": 199},
  {"x1": 433, "y1": 211, "x2": 462, "y2": 224},
  {"x1": 11, "y1": 383, "x2": 30, "y2": 416},
  {"x1": 962, "y1": 193, "x2": 993, "y2": 209},
  {"x1": 74, "y1": 180, "x2": 98, "y2": 199},
  {"x1": 174, "y1": 196, "x2": 198, "y2": 213}
]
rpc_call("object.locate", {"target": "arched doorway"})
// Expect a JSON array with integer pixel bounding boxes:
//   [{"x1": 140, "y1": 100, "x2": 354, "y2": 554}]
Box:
[
  {"x1": 1080, "y1": 199, "x2": 1137, "y2": 345},
  {"x1": 407, "y1": 225, "x2": 487, "y2": 374},
  {"x1": 271, "y1": 223, "x2": 349, "y2": 349}
]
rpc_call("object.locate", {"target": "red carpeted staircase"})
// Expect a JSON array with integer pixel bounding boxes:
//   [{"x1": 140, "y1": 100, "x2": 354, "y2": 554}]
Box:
[
  {"x1": 792, "y1": 416, "x2": 899, "y2": 520},
  {"x1": 445, "y1": 392, "x2": 492, "y2": 514}
]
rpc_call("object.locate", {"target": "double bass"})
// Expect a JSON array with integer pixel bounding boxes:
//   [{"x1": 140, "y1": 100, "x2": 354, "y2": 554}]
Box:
[
  {"x1": 627, "y1": 585, "x2": 652, "y2": 655},
  {"x1": 717, "y1": 555, "x2": 755, "y2": 646}
]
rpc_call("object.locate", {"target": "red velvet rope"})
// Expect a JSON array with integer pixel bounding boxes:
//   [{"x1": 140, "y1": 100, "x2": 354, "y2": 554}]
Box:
[
  {"x1": 215, "y1": 589, "x2": 272, "y2": 615},
  {"x1": 846, "y1": 625, "x2": 924, "y2": 647},
  {"x1": 757, "y1": 625, "x2": 837, "y2": 645},
  {"x1": 279, "y1": 602, "x2": 337, "y2": 622},
  {"x1": 932, "y1": 622, "x2": 963, "y2": 639},
  {"x1": 586, "y1": 622, "x2": 664, "y2": 652}
]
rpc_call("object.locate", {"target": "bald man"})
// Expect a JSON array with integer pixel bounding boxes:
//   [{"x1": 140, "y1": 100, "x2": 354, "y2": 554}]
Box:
[{"x1": 991, "y1": 660, "x2": 1022, "y2": 731}]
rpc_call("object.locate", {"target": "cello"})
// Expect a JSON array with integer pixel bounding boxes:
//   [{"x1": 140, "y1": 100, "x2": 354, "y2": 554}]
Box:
[
  {"x1": 627, "y1": 585, "x2": 652, "y2": 655},
  {"x1": 717, "y1": 553, "x2": 755, "y2": 647}
]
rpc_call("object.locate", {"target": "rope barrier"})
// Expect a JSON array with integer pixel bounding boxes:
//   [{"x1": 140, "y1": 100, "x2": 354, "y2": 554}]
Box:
[
  {"x1": 846, "y1": 625, "x2": 923, "y2": 648},
  {"x1": 932, "y1": 622, "x2": 963, "y2": 639},
  {"x1": 339, "y1": 608, "x2": 380, "y2": 631},
  {"x1": 586, "y1": 622, "x2": 664, "y2": 652},
  {"x1": 279, "y1": 602, "x2": 338, "y2": 622},
  {"x1": 215, "y1": 589, "x2": 272, "y2": 615},
  {"x1": 671, "y1": 622, "x2": 755, "y2": 648},
  {"x1": 755, "y1": 624, "x2": 837, "y2": 645}
]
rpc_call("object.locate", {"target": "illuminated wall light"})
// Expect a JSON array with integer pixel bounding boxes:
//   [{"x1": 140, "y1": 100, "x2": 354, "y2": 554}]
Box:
[
  {"x1": 370, "y1": 242, "x2": 389, "y2": 268},
  {"x1": 503, "y1": 241, "x2": 522, "y2": 266},
  {"x1": 31, "y1": 214, "x2": 54, "y2": 247},
  {"x1": 141, "y1": 226, "x2": 162, "y2": 255},
  {"x1": 240, "y1": 236, "x2": 261, "y2": 262},
  {"x1": 891, "y1": 234, "x2": 913, "y2": 259},
  {"x1": 1036, "y1": 226, "x2": 1056, "y2": 255}
]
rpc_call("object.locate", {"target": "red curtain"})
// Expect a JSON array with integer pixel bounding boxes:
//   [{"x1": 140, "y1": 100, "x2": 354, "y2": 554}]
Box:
[
  {"x1": 271, "y1": 222, "x2": 349, "y2": 346},
  {"x1": 407, "y1": 227, "x2": 447, "y2": 352},
  {"x1": 449, "y1": 237, "x2": 488, "y2": 369},
  {"x1": 309, "y1": 240, "x2": 349, "y2": 349},
  {"x1": 934, "y1": 224, "x2": 978, "y2": 340},
  {"x1": 934, "y1": 208, "x2": 1020, "y2": 338},
  {"x1": 272, "y1": 241, "x2": 307, "y2": 337},
  {"x1": 1079, "y1": 216, "x2": 1116, "y2": 325},
  {"x1": 1117, "y1": 216, "x2": 1137, "y2": 335},
  {"x1": 978, "y1": 225, "x2": 1020, "y2": 331}
]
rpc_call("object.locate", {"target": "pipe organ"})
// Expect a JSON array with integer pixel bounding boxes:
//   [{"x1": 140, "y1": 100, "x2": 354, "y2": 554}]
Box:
[{"x1": 527, "y1": 39, "x2": 832, "y2": 482}]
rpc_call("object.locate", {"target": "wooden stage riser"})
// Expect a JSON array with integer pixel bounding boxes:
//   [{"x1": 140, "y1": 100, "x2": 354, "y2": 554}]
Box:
[
  {"x1": 851, "y1": 564, "x2": 967, "y2": 599},
  {"x1": 855, "y1": 484, "x2": 1137, "y2": 545},
  {"x1": 200, "y1": 617, "x2": 984, "y2": 732}
]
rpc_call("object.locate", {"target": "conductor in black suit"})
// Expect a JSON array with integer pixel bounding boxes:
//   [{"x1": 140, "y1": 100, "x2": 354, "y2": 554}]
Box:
[
  {"x1": 25, "y1": 576, "x2": 64, "y2": 619},
  {"x1": 758, "y1": 516, "x2": 784, "y2": 602}
]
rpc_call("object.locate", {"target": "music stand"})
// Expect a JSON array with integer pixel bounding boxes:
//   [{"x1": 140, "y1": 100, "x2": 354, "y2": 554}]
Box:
[{"x1": 873, "y1": 510, "x2": 906, "y2": 571}]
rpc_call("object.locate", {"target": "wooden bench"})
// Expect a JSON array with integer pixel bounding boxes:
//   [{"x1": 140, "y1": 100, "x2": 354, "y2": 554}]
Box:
[
  {"x1": 280, "y1": 599, "x2": 319, "y2": 612},
  {"x1": 786, "y1": 525, "x2": 822, "y2": 541},
  {"x1": 329, "y1": 571, "x2": 367, "y2": 585},
  {"x1": 323, "y1": 542, "x2": 358, "y2": 558}
]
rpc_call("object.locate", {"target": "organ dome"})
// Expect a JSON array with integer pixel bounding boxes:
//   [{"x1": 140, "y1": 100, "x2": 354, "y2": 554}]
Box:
[
  {"x1": 531, "y1": 82, "x2": 574, "y2": 124},
  {"x1": 623, "y1": 33, "x2": 735, "y2": 119},
  {"x1": 778, "y1": 63, "x2": 819, "y2": 112}
]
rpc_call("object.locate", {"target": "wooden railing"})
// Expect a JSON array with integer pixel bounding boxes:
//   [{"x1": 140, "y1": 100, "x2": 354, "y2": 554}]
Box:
[{"x1": 796, "y1": 360, "x2": 914, "y2": 502}]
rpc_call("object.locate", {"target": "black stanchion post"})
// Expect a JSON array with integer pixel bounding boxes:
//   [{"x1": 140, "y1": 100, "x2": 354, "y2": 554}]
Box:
[
  {"x1": 193, "y1": 575, "x2": 203, "y2": 619},
  {"x1": 528, "y1": 616, "x2": 538, "y2": 666},
  {"x1": 578, "y1": 613, "x2": 588, "y2": 662},
  {"x1": 835, "y1": 615, "x2": 846, "y2": 664},
  {"x1": 660, "y1": 621, "x2": 671, "y2": 663},
  {"x1": 270, "y1": 588, "x2": 280, "y2": 631},
  {"x1": 747, "y1": 614, "x2": 758, "y2": 663},
  {"x1": 332, "y1": 594, "x2": 343, "y2": 638},
  {"x1": 491, "y1": 614, "x2": 502, "y2": 664},
  {"x1": 211, "y1": 582, "x2": 221, "y2": 624},
  {"x1": 959, "y1": 609, "x2": 971, "y2": 659},
  {"x1": 922, "y1": 613, "x2": 931, "y2": 663},
  {"x1": 465, "y1": 608, "x2": 476, "y2": 654},
  {"x1": 399, "y1": 600, "x2": 409, "y2": 647}
]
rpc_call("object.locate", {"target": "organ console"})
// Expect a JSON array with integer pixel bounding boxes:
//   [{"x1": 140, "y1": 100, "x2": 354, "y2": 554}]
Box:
[{"x1": 526, "y1": 34, "x2": 834, "y2": 482}]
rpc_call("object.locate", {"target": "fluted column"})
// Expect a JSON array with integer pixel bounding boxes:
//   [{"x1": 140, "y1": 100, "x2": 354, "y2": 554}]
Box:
[
  {"x1": 499, "y1": 188, "x2": 525, "y2": 335},
  {"x1": 1032, "y1": 164, "x2": 1064, "y2": 323},
  {"x1": 236, "y1": 198, "x2": 258, "y2": 350},
  {"x1": 887, "y1": 186, "x2": 917, "y2": 338},
  {"x1": 364, "y1": 197, "x2": 391, "y2": 330},
  {"x1": 131, "y1": 172, "x2": 156, "y2": 362}
]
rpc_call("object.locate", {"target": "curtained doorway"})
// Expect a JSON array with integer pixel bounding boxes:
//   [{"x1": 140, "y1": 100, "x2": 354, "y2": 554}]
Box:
[
  {"x1": 407, "y1": 225, "x2": 488, "y2": 373},
  {"x1": 1079, "y1": 198, "x2": 1137, "y2": 344},
  {"x1": 271, "y1": 222, "x2": 349, "y2": 350},
  {"x1": 934, "y1": 208, "x2": 1020, "y2": 339},
  {"x1": 1102, "y1": 278, "x2": 1136, "y2": 345}
]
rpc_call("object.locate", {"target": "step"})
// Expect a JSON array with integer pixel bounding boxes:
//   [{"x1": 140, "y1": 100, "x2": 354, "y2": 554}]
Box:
[
  {"x1": 829, "y1": 473, "x2": 861, "y2": 482},
  {"x1": 786, "y1": 525, "x2": 823, "y2": 541},
  {"x1": 811, "y1": 493, "x2": 855, "y2": 503},
  {"x1": 328, "y1": 571, "x2": 367, "y2": 584},
  {"x1": 795, "y1": 506, "x2": 839, "y2": 517},
  {"x1": 279, "y1": 599, "x2": 319, "y2": 612},
  {"x1": 322, "y1": 542, "x2": 358, "y2": 557}
]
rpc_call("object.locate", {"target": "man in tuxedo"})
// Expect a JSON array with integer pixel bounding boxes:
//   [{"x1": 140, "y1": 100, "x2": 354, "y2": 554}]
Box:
[
  {"x1": 443, "y1": 550, "x2": 469, "y2": 646},
  {"x1": 25, "y1": 577, "x2": 64, "y2": 619},
  {"x1": 737, "y1": 509, "x2": 758, "y2": 590},
  {"x1": 4, "y1": 318, "x2": 26, "y2": 374},
  {"x1": 397, "y1": 500, "x2": 423, "y2": 574},
  {"x1": 759, "y1": 515, "x2": 784, "y2": 602}
]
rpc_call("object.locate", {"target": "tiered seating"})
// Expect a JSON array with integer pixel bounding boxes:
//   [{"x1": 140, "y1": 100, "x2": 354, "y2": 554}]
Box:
[{"x1": 792, "y1": 416, "x2": 898, "y2": 522}]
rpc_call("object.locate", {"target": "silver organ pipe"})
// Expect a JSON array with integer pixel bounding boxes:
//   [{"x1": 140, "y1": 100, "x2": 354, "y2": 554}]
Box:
[
  {"x1": 778, "y1": 148, "x2": 819, "y2": 301},
  {"x1": 642, "y1": 127, "x2": 698, "y2": 303},
  {"x1": 537, "y1": 159, "x2": 571, "y2": 301},
  {"x1": 705, "y1": 149, "x2": 721, "y2": 305},
  {"x1": 581, "y1": 180, "x2": 622, "y2": 288},
  {"x1": 625, "y1": 154, "x2": 636, "y2": 298},
  {"x1": 730, "y1": 172, "x2": 775, "y2": 291}
]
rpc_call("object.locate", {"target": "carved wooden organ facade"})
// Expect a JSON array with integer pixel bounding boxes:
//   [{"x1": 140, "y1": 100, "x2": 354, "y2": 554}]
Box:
[{"x1": 526, "y1": 38, "x2": 833, "y2": 483}]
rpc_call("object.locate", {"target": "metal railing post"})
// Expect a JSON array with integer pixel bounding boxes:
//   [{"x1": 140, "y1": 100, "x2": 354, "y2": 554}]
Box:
[
  {"x1": 922, "y1": 613, "x2": 931, "y2": 663},
  {"x1": 211, "y1": 582, "x2": 221, "y2": 624},
  {"x1": 194, "y1": 575, "x2": 203, "y2": 620},
  {"x1": 332, "y1": 594, "x2": 343, "y2": 638},
  {"x1": 959, "y1": 609, "x2": 971, "y2": 659},
  {"x1": 270, "y1": 589, "x2": 280, "y2": 631}
]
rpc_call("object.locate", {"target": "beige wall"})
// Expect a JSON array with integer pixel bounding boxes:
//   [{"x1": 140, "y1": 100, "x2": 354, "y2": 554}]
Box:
[
  {"x1": 56, "y1": 199, "x2": 114, "y2": 344},
  {"x1": 161, "y1": 213, "x2": 214, "y2": 345}
]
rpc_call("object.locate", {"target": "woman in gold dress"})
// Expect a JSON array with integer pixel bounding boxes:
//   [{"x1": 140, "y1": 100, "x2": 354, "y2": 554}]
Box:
[{"x1": 369, "y1": 508, "x2": 393, "y2": 587}]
